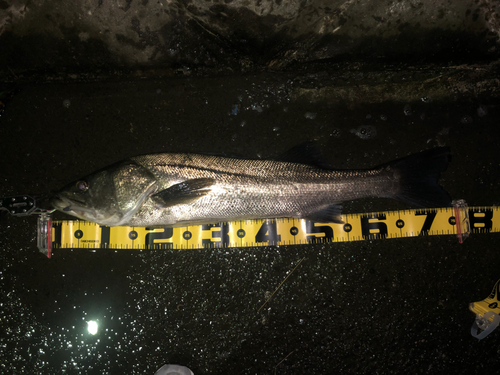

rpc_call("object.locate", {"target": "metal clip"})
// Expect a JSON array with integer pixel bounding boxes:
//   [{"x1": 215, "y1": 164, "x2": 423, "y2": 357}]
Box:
[
  {"x1": 37, "y1": 212, "x2": 53, "y2": 258},
  {"x1": 452, "y1": 199, "x2": 470, "y2": 243},
  {"x1": 0, "y1": 195, "x2": 37, "y2": 216},
  {"x1": 1, "y1": 194, "x2": 55, "y2": 257}
]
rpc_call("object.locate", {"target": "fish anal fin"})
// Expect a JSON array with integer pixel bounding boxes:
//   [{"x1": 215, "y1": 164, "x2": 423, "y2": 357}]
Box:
[
  {"x1": 152, "y1": 178, "x2": 215, "y2": 207},
  {"x1": 304, "y1": 204, "x2": 344, "y2": 224}
]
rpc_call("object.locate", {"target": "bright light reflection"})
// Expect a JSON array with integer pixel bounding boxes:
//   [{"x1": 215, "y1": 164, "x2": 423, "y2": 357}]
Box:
[{"x1": 87, "y1": 320, "x2": 98, "y2": 335}]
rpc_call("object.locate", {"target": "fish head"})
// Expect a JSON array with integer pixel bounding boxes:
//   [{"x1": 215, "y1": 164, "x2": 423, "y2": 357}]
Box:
[{"x1": 51, "y1": 161, "x2": 157, "y2": 225}]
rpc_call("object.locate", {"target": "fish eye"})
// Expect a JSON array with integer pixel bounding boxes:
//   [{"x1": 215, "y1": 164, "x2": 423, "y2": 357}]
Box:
[{"x1": 76, "y1": 180, "x2": 89, "y2": 192}]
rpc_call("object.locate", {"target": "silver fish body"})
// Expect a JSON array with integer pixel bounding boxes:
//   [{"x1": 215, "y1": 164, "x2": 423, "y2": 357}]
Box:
[{"x1": 51, "y1": 147, "x2": 451, "y2": 226}]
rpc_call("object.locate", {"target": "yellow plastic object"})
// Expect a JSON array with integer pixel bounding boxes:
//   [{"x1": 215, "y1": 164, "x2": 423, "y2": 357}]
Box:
[
  {"x1": 41, "y1": 204, "x2": 500, "y2": 252},
  {"x1": 470, "y1": 279, "x2": 500, "y2": 339}
]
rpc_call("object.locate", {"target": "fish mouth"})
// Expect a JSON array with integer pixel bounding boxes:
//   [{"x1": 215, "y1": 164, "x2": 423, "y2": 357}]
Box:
[
  {"x1": 51, "y1": 195, "x2": 96, "y2": 216},
  {"x1": 51, "y1": 195, "x2": 123, "y2": 225}
]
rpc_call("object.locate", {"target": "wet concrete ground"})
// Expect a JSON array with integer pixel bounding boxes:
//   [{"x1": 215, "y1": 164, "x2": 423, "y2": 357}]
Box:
[{"x1": 1, "y1": 70, "x2": 500, "y2": 374}]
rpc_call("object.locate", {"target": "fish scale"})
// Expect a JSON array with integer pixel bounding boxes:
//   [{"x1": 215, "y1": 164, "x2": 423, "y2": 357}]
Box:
[{"x1": 127, "y1": 154, "x2": 386, "y2": 226}]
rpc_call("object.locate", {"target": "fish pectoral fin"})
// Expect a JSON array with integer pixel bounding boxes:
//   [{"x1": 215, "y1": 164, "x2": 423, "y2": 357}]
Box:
[
  {"x1": 304, "y1": 204, "x2": 344, "y2": 224},
  {"x1": 151, "y1": 178, "x2": 215, "y2": 207}
]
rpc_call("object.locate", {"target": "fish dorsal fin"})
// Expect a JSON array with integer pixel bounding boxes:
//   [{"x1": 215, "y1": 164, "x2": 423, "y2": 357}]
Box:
[
  {"x1": 277, "y1": 142, "x2": 331, "y2": 169},
  {"x1": 151, "y1": 178, "x2": 215, "y2": 207}
]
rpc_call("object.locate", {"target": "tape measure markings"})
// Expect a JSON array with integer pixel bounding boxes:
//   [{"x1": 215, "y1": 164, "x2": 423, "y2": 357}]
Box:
[{"x1": 48, "y1": 206, "x2": 500, "y2": 250}]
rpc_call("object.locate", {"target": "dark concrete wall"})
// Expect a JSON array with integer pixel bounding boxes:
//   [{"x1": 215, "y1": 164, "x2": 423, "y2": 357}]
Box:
[{"x1": 1, "y1": 0, "x2": 499, "y2": 78}]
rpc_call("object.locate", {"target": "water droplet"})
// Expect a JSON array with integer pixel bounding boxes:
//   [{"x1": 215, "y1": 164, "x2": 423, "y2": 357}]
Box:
[
  {"x1": 403, "y1": 104, "x2": 412, "y2": 116},
  {"x1": 477, "y1": 105, "x2": 487, "y2": 117},
  {"x1": 460, "y1": 115, "x2": 473, "y2": 124},
  {"x1": 329, "y1": 128, "x2": 341, "y2": 138},
  {"x1": 251, "y1": 104, "x2": 263, "y2": 113},
  {"x1": 63, "y1": 99, "x2": 71, "y2": 108},
  {"x1": 350, "y1": 125, "x2": 377, "y2": 139},
  {"x1": 380, "y1": 114, "x2": 387, "y2": 121},
  {"x1": 305, "y1": 112, "x2": 317, "y2": 120}
]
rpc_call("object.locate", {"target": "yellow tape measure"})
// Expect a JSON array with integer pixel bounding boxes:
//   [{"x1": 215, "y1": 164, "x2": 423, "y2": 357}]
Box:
[
  {"x1": 39, "y1": 204, "x2": 499, "y2": 256},
  {"x1": 470, "y1": 279, "x2": 500, "y2": 339}
]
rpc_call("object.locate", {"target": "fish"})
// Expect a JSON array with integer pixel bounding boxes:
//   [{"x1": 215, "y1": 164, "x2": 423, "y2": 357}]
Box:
[{"x1": 51, "y1": 145, "x2": 451, "y2": 227}]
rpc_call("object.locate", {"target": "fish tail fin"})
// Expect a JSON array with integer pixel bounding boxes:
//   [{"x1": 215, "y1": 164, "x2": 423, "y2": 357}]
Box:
[{"x1": 385, "y1": 147, "x2": 452, "y2": 208}]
